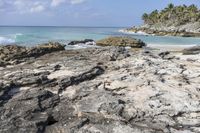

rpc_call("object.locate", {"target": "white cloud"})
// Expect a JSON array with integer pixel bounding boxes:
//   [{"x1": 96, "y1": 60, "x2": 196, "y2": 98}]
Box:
[
  {"x1": 0, "y1": 0, "x2": 46, "y2": 14},
  {"x1": 0, "y1": 0, "x2": 87, "y2": 14},
  {"x1": 70, "y1": 0, "x2": 86, "y2": 5},
  {"x1": 13, "y1": 0, "x2": 25, "y2": 8},
  {"x1": 51, "y1": 0, "x2": 86, "y2": 7},
  {"x1": 30, "y1": 5, "x2": 45, "y2": 13},
  {"x1": 51, "y1": 0, "x2": 65, "y2": 7}
]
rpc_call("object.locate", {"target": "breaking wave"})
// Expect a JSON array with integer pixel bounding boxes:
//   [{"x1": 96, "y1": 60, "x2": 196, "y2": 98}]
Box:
[
  {"x1": 119, "y1": 29, "x2": 150, "y2": 36},
  {"x1": 0, "y1": 36, "x2": 15, "y2": 44}
]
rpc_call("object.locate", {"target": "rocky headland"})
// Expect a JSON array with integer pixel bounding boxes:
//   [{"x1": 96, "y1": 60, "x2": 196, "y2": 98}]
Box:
[
  {"x1": 0, "y1": 37, "x2": 200, "y2": 133},
  {"x1": 125, "y1": 4, "x2": 200, "y2": 37}
]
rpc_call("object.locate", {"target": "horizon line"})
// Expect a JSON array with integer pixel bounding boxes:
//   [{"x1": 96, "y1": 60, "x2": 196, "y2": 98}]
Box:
[{"x1": 0, "y1": 25, "x2": 130, "y2": 28}]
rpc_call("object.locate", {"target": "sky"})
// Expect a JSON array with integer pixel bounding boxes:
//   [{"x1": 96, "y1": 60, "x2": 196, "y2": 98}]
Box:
[{"x1": 0, "y1": 0, "x2": 200, "y2": 27}]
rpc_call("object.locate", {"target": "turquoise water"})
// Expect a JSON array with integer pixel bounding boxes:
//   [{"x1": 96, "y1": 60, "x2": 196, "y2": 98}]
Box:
[{"x1": 0, "y1": 26, "x2": 200, "y2": 47}]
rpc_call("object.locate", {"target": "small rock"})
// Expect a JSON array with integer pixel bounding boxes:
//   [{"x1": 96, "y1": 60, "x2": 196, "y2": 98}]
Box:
[{"x1": 182, "y1": 46, "x2": 200, "y2": 55}]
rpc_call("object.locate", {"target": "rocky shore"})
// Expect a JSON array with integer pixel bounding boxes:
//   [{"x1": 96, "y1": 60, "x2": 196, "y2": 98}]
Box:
[
  {"x1": 125, "y1": 4, "x2": 200, "y2": 37},
  {"x1": 125, "y1": 26, "x2": 200, "y2": 37},
  {"x1": 96, "y1": 36, "x2": 146, "y2": 48},
  {"x1": 0, "y1": 42, "x2": 65, "y2": 67},
  {"x1": 0, "y1": 39, "x2": 200, "y2": 133}
]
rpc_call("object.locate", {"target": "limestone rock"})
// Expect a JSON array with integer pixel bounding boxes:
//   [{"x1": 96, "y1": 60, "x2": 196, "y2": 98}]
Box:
[
  {"x1": 0, "y1": 42, "x2": 65, "y2": 66},
  {"x1": 96, "y1": 37, "x2": 146, "y2": 48},
  {"x1": 182, "y1": 46, "x2": 200, "y2": 55},
  {"x1": 0, "y1": 46, "x2": 199, "y2": 133}
]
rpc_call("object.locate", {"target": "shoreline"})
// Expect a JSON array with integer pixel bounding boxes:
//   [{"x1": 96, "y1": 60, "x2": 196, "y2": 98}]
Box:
[
  {"x1": 119, "y1": 29, "x2": 200, "y2": 51},
  {"x1": 119, "y1": 29, "x2": 151, "y2": 36},
  {"x1": 119, "y1": 28, "x2": 200, "y2": 38},
  {"x1": 123, "y1": 27, "x2": 200, "y2": 37},
  {"x1": 147, "y1": 44, "x2": 196, "y2": 51},
  {"x1": 0, "y1": 40, "x2": 198, "y2": 52}
]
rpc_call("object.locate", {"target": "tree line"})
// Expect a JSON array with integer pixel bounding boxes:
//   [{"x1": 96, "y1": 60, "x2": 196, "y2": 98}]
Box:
[{"x1": 142, "y1": 4, "x2": 200, "y2": 26}]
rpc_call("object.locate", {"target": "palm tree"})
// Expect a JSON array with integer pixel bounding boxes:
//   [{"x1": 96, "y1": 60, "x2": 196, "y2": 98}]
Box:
[
  {"x1": 149, "y1": 10, "x2": 159, "y2": 23},
  {"x1": 168, "y1": 3, "x2": 174, "y2": 9},
  {"x1": 176, "y1": 6, "x2": 184, "y2": 12},
  {"x1": 188, "y1": 4, "x2": 198, "y2": 12},
  {"x1": 183, "y1": 4, "x2": 187, "y2": 8},
  {"x1": 141, "y1": 4, "x2": 200, "y2": 25},
  {"x1": 142, "y1": 13, "x2": 148, "y2": 21}
]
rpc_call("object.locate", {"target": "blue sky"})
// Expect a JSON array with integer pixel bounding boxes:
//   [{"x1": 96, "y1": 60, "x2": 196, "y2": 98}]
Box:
[{"x1": 0, "y1": 0, "x2": 200, "y2": 27}]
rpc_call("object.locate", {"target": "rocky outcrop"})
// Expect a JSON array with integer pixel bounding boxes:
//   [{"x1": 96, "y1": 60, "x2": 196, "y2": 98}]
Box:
[
  {"x1": 0, "y1": 46, "x2": 200, "y2": 133},
  {"x1": 0, "y1": 42, "x2": 65, "y2": 67},
  {"x1": 125, "y1": 27, "x2": 200, "y2": 37},
  {"x1": 126, "y1": 4, "x2": 200, "y2": 37},
  {"x1": 96, "y1": 37, "x2": 146, "y2": 48},
  {"x1": 68, "y1": 39, "x2": 95, "y2": 45},
  {"x1": 182, "y1": 46, "x2": 200, "y2": 55}
]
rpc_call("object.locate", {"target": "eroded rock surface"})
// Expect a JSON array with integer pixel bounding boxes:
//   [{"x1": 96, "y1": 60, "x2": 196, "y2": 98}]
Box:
[
  {"x1": 0, "y1": 46, "x2": 199, "y2": 133},
  {"x1": 0, "y1": 42, "x2": 65, "y2": 67},
  {"x1": 96, "y1": 36, "x2": 146, "y2": 48}
]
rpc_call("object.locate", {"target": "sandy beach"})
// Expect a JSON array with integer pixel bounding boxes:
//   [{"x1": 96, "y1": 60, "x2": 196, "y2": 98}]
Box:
[{"x1": 148, "y1": 44, "x2": 196, "y2": 51}]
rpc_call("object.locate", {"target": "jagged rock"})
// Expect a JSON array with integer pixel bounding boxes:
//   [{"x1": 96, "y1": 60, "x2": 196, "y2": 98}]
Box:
[
  {"x1": 0, "y1": 42, "x2": 65, "y2": 66},
  {"x1": 25, "y1": 42, "x2": 65, "y2": 58},
  {"x1": 58, "y1": 66, "x2": 105, "y2": 93},
  {"x1": 68, "y1": 39, "x2": 95, "y2": 45},
  {"x1": 158, "y1": 51, "x2": 170, "y2": 58},
  {"x1": 182, "y1": 46, "x2": 200, "y2": 55},
  {"x1": 0, "y1": 89, "x2": 60, "y2": 133},
  {"x1": 98, "y1": 47, "x2": 130, "y2": 61},
  {"x1": 0, "y1": 46, "x2": 199, "y2": 133},
  {"x1": 0, "y1": 60, "x2": 10, "y2": 67},
  {"x1": 96, "y1": 37, "x2": 146, "y2": 48}
]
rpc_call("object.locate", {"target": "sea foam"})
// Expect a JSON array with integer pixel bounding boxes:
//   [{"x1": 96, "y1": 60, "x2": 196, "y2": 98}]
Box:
[
  {"x1": 14, "y1": 33, "x2": 23, "y2": 39},
  {"x1": 0, "y1": 36, "x2": 15, "y2": 44},
  {"x1": 119, "y1": 29, "x2": 150, "y2": 36}
]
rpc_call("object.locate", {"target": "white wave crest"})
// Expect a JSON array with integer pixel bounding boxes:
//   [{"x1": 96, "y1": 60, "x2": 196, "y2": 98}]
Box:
[
  {"x1": 0, "y1": 36, "x2": 15, "y2": 44},
  {"x1": 66, "y1": 43, "x2": 98, "y2": 49},
  {"x1": 14, "y1": 33, "x2": 23, "y2": 39},
  {"x1": 119, "y1": 29, "x2": 150, "y2": 36}
]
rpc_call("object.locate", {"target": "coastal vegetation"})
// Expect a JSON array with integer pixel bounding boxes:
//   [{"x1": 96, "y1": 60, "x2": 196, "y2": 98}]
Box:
[
  {"x1": 125, "y1": 3, "x2": 200, "y2": 37},
  {"x1": 142, "y1": 3, "x2": 200, "y2": 26}
]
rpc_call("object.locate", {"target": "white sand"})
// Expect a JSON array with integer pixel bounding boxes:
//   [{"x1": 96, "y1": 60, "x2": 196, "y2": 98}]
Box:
[{"x1": 148, "y1": 44, "x2": 196, "y2": 51}]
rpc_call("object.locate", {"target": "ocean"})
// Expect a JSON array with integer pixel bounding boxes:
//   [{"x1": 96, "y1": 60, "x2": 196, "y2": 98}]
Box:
[{"x1": 0, "y1": 26, "x2": 200, "y2": 48}]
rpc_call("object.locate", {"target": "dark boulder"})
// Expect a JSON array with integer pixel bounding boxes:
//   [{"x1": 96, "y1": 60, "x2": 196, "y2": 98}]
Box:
[{"x1": 182, "y1": 46, "x2": 200, "y2": 55}]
